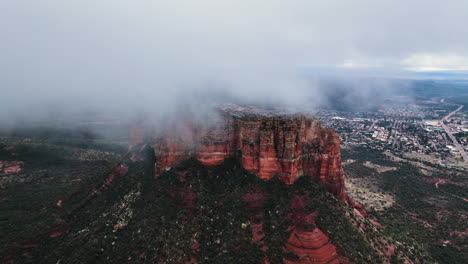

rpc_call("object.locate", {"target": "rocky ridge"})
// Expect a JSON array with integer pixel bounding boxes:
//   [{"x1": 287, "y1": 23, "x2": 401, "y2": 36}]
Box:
[{"x1": 131, "y1": 105, "x2": 346, "y2": 201}]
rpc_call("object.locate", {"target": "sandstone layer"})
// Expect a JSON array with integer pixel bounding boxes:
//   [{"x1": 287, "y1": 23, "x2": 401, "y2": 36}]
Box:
[{"x1": 131, "y1": 107, "x2": 346, "y2": 201}]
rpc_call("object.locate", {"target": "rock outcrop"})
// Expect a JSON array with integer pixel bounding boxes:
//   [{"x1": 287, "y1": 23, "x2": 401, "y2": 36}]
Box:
[
  {"x1": 282, "y1": 196, "x2": 348, "y2": 264},
  {"x1": 0, "y1": 160, "x2": 23, "y2": 174},
  {"x1": 130, "y1": 106, "x2": 346, "y2": 200},
  {"x1": 284, "y1": 227, "x2": 341, "y2": 264}
]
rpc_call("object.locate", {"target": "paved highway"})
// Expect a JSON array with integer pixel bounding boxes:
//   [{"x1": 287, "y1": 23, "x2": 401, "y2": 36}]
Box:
[{"x1": 439, "y1": 105, "x2": 467, "y2": 162}]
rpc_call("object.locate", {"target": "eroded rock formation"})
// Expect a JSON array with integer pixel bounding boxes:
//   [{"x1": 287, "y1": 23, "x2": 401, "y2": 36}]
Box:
[
  {"x1": 131, "y1": 106, "x2": 346, "y2": 200},
  {"x1": 282, "y1": 196, "x2": 350, "y2": 264}
]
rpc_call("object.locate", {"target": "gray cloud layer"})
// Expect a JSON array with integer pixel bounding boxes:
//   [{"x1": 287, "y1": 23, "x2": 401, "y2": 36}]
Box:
[{"x1": 1, "y1": 0, "x2": 467, "y2": 123}]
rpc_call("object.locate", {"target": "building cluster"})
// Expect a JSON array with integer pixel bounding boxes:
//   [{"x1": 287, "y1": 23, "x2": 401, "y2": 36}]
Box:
[{"x1": 316, "y1": 102, "x2": 468, "y2": 162}]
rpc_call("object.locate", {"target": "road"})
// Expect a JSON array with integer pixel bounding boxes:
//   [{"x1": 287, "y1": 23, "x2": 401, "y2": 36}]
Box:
[
  {"x1": 368, "y1": 119, "x2": 378, "y2": 131},
  {"x1": 442, "y1": 105, "x2": 463, "y2": 121},
  {"x1": 439, "y1": 105, "x2": 468, "y2": 162}
]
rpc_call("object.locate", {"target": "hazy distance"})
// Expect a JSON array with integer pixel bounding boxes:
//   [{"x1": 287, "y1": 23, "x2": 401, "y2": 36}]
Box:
[{"x1": 1, "y1": 0, "x2": 468, "y2": 125}]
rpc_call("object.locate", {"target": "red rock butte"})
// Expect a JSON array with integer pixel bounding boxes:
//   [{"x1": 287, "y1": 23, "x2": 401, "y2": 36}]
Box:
[{"x1": 130, "y1": 104, "x2": 346, "y2": 201}]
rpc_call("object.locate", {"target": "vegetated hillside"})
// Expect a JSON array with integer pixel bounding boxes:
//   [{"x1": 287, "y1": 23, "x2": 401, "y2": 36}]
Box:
[
  {"x1": 342, "y1": 146, "x2": 468, "y2": 264},
  {"x1": 0, "y1": 135, "x2": 125, "y2": 248},
  {"x1": 144, "y1": 110, "x2": 346, "y2": 199},
  {"x1": 3, "y1": 142, "x2": 433, "y2": 264}
]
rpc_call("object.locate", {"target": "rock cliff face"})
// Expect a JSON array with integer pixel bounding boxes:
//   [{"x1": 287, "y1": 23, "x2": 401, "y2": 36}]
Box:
[{"x1": 131, "y1": 107, "x2": 346, "y2": 201}]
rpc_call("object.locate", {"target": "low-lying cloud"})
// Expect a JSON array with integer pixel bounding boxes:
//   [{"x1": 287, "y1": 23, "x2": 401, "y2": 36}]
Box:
[{"x1": 1, "y1": 0, "x2": 467, "y2": 126}]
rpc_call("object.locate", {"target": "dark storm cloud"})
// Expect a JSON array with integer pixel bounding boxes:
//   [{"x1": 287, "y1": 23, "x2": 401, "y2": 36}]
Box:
[{"x1": 1, "y1": 0, "x2": 467, "y2": 123}]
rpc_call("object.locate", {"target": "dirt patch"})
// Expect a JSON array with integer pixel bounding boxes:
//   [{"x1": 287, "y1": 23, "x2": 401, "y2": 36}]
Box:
[
  {"x1": 403, "y1": 151, "x2": 468, "y2": 171},
  {"x1": 363, "y1": 161, "x2": 397, "y2": 173},
  {"x1": 423, "y1": 196, "x2": 450, "y2": 208},
  {"x1": 345, "y1": 177, "x2": 394, "y2": 211},
  {"x1": 384, "y1": 151, "x2": 437, "y2": 176},
  {"x1": 342, "y1": 159, "x2": 356, "y2": 165}
]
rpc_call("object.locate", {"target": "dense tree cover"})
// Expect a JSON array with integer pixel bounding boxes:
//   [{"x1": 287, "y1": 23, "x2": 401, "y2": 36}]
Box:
[
  {"x1": 342, "y1": 146, "x2": 396, "y2": 166},
  {"x1": 2, "y1": 139, "x2": 398, "y2": 264},
  {"x1": 0, "y1": 137, "x2": 123, "y2": 250}
]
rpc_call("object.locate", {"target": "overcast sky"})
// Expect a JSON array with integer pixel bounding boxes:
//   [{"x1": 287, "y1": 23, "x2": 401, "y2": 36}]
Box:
[{"x1": 1, "y1": 0, "x2": 468, "y2": 121}]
